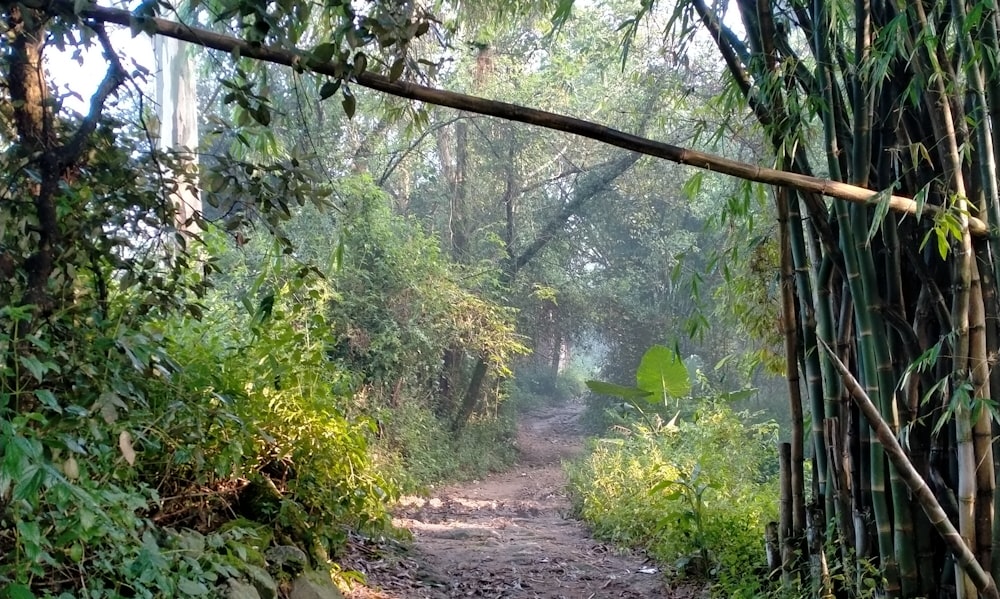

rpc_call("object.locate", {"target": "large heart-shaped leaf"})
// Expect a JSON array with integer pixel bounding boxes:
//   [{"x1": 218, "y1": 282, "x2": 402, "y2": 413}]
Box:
[{"x1": 636, "y1": 345, "x2": 690, "y2": 400}]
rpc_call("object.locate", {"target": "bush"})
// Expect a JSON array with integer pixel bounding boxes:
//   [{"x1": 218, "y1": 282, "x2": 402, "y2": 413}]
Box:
[
  {"x1": 371, "y1": 401, "x2": 518, "y2": 492},
  {"x1": 566, "y1": 401, "x2": 779, "y2": 596}
]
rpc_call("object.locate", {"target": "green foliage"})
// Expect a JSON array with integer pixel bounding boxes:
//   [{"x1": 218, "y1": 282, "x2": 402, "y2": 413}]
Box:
[
  {"x1": 371, "y1": 402, "x2": 517, "y2": 491},
  {"x1": 200, "y1": 175, "x2": 526, "y2": 488},
  {"x1": 586, "y1": 344, "x2": 691, "y2": 406},
  {"x1": 567, "y1": 401, "x2": 779, "y2": 594},
  {"x1": 510, "y1": 361, "x2": 589, "y2": 410},
  {"x1": 163, "y1": 242, "x2": 394, "y2": 549}
]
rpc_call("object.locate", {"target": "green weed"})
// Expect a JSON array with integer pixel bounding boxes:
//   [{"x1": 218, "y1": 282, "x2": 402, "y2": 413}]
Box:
[{"x1": 567, "y1": 401, "x2": 779, "y2": 596}]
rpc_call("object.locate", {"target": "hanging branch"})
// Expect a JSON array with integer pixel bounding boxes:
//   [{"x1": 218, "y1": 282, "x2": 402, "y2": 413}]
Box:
[{"x1": 57, "y1": 1, "x2": 990, "y2": 236}]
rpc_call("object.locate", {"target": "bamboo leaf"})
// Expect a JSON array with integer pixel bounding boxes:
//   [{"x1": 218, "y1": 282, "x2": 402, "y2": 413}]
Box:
[
  {"x1": 913, "y1": 185, "x2": 929, "y2": 221},
  {"x1": 866, "y1": 188, "x2": 893, "y2": 243}
]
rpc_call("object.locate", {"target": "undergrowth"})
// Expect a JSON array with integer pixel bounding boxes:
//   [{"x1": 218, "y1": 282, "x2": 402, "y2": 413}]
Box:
[
  {"x1": 567, "y1": 400, "x2": 780, "y2": 597},
  {"x1": 1, "y1": 166, "x2": 525, "y2": 596},
  {"x1": 371, "y1": 402, "x2": 518, "y2": 491}
]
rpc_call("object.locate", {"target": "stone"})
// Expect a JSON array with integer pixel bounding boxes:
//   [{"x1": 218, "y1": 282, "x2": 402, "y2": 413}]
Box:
[
  {"x1": 265, "y1": 545, "x2": 308, "y2": 574},
  {"x1": 226, "y1": 579, "x2": 261, "y2": 599},
  {"x1": 289, "y1": 570, "x2": 344, "y2": 599},
  {"x1": 243, "y1": 564, "x2": 278, "y2": 599}
]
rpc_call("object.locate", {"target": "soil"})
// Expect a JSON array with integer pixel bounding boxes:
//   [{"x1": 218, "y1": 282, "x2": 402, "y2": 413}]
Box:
[{"x1": 341, "y1": 400, "x2": 707, "y2": 599}]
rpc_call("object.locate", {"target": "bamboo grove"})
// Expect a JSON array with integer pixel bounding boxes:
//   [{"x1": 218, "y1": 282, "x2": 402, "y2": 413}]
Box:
[{"x1": 677, "y1": 0, "x2": 1000, "y2": 596}]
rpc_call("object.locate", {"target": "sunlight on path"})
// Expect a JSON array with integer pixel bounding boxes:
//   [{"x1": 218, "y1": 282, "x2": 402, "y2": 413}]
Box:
[{"x1": 341, "y1": 401, "x2": 706, "y2": 598}]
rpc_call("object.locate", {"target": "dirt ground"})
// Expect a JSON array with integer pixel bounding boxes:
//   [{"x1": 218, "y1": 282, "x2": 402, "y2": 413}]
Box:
[{"x1": 340, "y1": 401, "x2": 706, "y2": 598}]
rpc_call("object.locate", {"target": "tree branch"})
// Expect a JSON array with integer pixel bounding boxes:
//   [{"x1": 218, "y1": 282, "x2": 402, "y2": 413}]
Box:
[
  {"x1": 69, "y1": 1, "x2": 990, "y2": 235},
  {"x1": 60, "y1": 22, "x2": 127, "y2": 165},
  {"x1": 515, "y1": 152, "x2": 640, "y2": 272}
]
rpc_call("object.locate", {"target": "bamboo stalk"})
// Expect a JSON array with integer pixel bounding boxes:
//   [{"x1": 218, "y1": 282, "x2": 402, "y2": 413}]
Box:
[
  {"x1": 969, "y1": 258, "x2": 994, "y2": 571},
  {"x1": 905, "y1": 0, "x2": 978, "y2": 593},
  {"x1": 777, "y1": 185, "x2": 807, "y2": 543},
  {"x1": 820, "y1": 340, "x2": 1000, "y2": 599},
  {"x1": 840, "y1": 200, "x2": 899, "y2": 595},
  {"x1": 788, "y1": 192, "x2": 827, "y2": 517},
  {"x1": 63, "y1": 1, "x2": 990, "y2": 236},
  {"x1": 779, "y1": 442, "x2": 795, "y2": 587}
]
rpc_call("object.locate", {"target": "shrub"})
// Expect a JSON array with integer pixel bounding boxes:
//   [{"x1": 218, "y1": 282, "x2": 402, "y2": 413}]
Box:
[
  {"x1": 371, "y1": 401, "x2": 518, "y2": 492},
  {"x1": 567, "y1": 401, "x2": 779, "y2": 595}
]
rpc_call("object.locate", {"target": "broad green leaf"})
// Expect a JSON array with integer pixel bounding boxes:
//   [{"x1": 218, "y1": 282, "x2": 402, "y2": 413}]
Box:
[
  {"x1": 320, "y1": 80, "x2": 340, "y2": 100},
  {"x1": 585, "y1": 380, "x2": 653, "y2": 400},
  {"x1": 178, "y1": 579, "x2": 210, "y2": 596},
  {"x1": 636, "y1": 345, "x2": 690, "y2": 399},
  {"x1": 34, "y1": 389, "x2": 60, "y2": 413},
  {"x1": 19, "y1": 355, "x2": 48, "y2": 382},
  {"x1": 353, "y1": 52, "x2": 368, "y2": 74},
  {"x1": 342, "y1": 91, "x2": 357, "y2": 119},
  {"x1": 389, "y1": 57, "x2": 405, "y2": 82},
  {"x1": 311, "y1": 42, "x2": 337, "y2": 64},
  {"x1": 4, "y1": 584, "x2": 35, "y2": 599}
]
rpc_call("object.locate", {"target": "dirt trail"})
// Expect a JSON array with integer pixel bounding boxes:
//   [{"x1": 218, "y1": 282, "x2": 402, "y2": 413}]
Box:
[{"x1": 343, "y1": 400, "x2": 701, "y2": 598}]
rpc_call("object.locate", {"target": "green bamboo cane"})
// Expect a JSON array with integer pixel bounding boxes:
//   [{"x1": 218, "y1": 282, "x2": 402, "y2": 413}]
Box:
[
  {"x1": 895, "y1": 0, "x2": 978, "y2": 593},
  {"x1": 977, "y1": 8, "x2": 1000, "y2": 584},
  {"x1": 788, "y1": 193, "x2": 828, "y2": 510},
  {"x1": 844, "y1": 0, "x2": 904, "y2": 581},
  {"x1": 959, "y1": 4, "x2": 1000, "y2": 580},
  {"x1": 968, "y1": 259, "x2": 994, "y2": 572},
  {"x1": 835, "y1": 206, "x2": 899, "y2": 595},
  {"x1": 872, "y1": 102, "x2": 920, "y2": 598},
  {"x1": 777, "y1": 183, "x2": 807, "y2": 574},
  {"x1": 820, "y1": 339, "x2": 1000, "y2": 599}
]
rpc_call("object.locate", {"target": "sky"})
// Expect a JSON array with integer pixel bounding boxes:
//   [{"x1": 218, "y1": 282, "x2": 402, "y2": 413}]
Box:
[{"x1": 47, "y1": 26, "x2": 154, "y2": 115}]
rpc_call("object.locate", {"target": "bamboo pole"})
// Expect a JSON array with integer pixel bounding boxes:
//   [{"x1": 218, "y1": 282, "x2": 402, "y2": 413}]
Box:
[
  {"x1": 969, "y1": 258, "x2": 995, "y2": 570},
  {"x1": 52, "y1": 1, "x2": 990, "y2": 236},
  {"x1": 779, "y1": 442, "x2": 796, "y2": 586},
  {"x1": 903, "y1": 1, "x2": 978, "y2": 593},
  {"x1": 819, "y1": 340, "x2": 1000, "y2": 599},
  {"x1": 953, "y1": 0, "x2": 999, "y2": 576},
  {"x1": 777, "y1": 185, "x2": 807, "y2": 543}
]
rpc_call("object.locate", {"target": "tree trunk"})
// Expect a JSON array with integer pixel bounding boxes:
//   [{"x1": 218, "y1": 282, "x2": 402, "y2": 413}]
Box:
[
  {"x1": 154, "y1": 34, "x2": 201, "y2": 234},
  {"x1": 452, "y1": 357, "x2": 488, "y2": 432}
]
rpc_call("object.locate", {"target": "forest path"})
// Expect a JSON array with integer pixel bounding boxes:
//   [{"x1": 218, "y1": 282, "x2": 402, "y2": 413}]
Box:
[{"x1": 343, "y1": 400, "x2": 701, "y2": 598}]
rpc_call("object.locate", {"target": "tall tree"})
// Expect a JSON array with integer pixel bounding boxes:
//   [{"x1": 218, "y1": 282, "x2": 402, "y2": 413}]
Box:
[{"x1": 154, "y1": 34, "x2": 201, "y2": 233}]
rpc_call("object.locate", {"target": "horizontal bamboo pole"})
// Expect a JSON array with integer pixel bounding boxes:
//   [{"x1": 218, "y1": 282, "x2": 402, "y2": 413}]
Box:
[
  {"x1": 47, "y1": 1, "x2": 990, "y2": 236},
  {"x1": 819, "y1": 339, "x2": 1000, "y2": 599}
]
